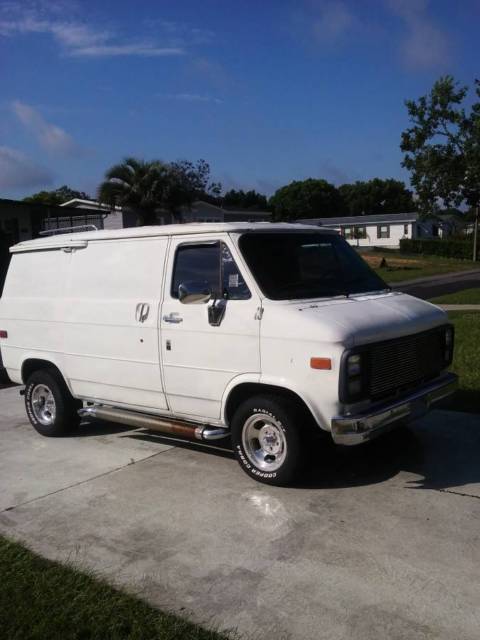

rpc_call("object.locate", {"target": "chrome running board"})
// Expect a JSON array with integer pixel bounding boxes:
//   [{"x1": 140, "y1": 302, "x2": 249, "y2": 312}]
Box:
[{"x1": 78, "y1": 406, "x2": 229, "y2": 441}]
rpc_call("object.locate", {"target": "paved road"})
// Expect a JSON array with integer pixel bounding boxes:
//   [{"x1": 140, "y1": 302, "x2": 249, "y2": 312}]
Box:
[
  {"x1": 1, "y1": 385, "x2": 480, "y2": 640},
  {"x1": 393, "y1": 269, "x2": 480, "y2": 300}
]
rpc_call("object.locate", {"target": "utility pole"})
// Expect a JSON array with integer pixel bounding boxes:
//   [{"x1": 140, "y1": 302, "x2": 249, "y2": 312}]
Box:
[{"x1": 474, "y1": 204, "x2": 479, "y2": 262}]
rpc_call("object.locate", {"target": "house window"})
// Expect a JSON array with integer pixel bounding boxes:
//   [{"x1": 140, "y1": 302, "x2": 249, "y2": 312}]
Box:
[
  {"x1": 343, "y1": 226, "x2": 353, "y2": 239},
  {"x1": 377, "y1": 225, "x2": 390, "y2": 239},
  {"x1": 403, "y1": 224, "x2": 408, "y2": 235},
  {"x1": 355, "y1": 226, "x2": 367, "y2": 239}
]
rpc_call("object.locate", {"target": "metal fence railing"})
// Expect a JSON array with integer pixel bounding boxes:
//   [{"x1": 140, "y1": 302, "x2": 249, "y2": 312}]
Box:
[{"x1": 42, "y1": 214, "x2": 104, "y2": 234}]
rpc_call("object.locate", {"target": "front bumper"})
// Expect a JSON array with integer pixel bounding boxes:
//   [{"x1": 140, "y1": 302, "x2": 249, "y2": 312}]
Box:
[{"x1": 331, "y1": 372, "x2": 458, "y2": 446}]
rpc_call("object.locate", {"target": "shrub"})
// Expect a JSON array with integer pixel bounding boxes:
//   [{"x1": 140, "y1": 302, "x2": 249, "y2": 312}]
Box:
[{"x1": 399, "y1": 238, "x2": 476, "y2": 260}]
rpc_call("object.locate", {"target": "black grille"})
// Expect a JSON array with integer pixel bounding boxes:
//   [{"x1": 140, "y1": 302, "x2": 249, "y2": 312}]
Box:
[{"x1": 367, "y1": 327, "x2": 447, "y2": 401}]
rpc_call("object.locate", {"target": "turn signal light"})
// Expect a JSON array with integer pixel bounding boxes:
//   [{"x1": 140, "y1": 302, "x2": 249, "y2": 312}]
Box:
[
  {"x1": 310, "y1": 357, "x2": 332, "y2": 370},
  {"x1": 0, "y1": 330, "x2": 7, "y2": 339}
]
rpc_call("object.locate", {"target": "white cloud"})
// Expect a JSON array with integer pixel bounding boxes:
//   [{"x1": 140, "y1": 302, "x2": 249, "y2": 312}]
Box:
[
  {"x1": 165, "y1": 93, "x2": 223, "y2": 104},
  {"x1": 73, "y1": 44, "x2": 184, "y2": 58},
  {"x1": 293, "y1": 0, "x2": 448, "y2": 71},
  {"x1": 311, "y1": 1, "x2": 355, "y2": 44},
  {"x1": 386, "y1": 0, "x2": 450, "y2": 69},
  {"x1": 149, "y1": 20, "x2": 215, "y2": 46},
  {"x1": 0, "y1": 2, "x2": 186, "y2": 58},
  {"x1": 0, "y1": 146, "x2": 53, "y2": 190},
  {"x1": 12, "y1": 101, "x2": 78, "y2": 155}
]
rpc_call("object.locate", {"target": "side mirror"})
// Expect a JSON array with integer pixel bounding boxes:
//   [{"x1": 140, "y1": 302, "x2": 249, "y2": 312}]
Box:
[{"x1": 178, "y1": 281, "x2": 212, "y2": 304}]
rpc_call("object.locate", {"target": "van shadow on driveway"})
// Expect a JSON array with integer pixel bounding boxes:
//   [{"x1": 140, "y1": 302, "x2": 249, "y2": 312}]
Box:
[
  {"x1": 300, "y1": 410, "x2": 480, "y2": 494},
  {"x1": 99, "y1": 409, "x2": 480, "y2": 496},
  {"x1": 76, "y1": 420, "x2": 135, "y2": 438},
  {"x1": 122, "y1": 430, "x2": 235, "y2": 460},
  {"x1": 300, "y1": 421, "x2": 480, "y2": 494}
]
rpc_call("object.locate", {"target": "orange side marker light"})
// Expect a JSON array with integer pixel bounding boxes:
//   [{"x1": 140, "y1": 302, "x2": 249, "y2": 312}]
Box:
[{"x1": 310, "y1": 357, "x2": 332, "y2": 370}]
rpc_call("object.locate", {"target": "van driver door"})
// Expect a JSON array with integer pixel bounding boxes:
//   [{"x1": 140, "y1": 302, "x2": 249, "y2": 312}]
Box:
[{"x1": 160, "y1": 235, "x2": 261, "y2": 420}]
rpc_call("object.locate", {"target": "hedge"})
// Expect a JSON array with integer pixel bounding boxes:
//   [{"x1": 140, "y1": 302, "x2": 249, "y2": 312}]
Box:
[{"x1": 399, "y1": 238, "x2": 476, "y2": 260}]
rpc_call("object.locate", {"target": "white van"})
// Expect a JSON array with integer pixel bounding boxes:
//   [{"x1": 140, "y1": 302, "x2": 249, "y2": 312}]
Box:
[{"x1": 0, "y1": 223, "x2": 457, "y2": 485}]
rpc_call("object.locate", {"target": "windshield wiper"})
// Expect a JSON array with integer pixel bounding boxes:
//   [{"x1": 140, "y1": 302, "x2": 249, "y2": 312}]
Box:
[
  {"x1": 276, "y1": 282, "x2": 349, "y2": 298},
  {"x1": 349, "y1": 287, "x2": 392, "y2": 296}
]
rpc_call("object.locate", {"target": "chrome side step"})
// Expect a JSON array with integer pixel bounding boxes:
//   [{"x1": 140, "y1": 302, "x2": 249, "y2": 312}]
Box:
[{"x1": 78, "y1": 406, "x2": 229, "y2": 441}]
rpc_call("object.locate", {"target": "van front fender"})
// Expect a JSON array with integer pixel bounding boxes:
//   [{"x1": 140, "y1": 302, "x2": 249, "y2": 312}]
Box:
[{"x1": 221, "y1": 373, "x2": 330, "y2": 432}]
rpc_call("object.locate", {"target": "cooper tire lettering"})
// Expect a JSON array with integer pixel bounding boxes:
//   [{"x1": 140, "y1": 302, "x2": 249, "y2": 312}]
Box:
[{"x1": 231, "y1": 394, "x2": 305, "y2": 486}]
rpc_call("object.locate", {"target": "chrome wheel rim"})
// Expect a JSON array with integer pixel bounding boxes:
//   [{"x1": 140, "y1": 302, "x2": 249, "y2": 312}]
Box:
[
  {"x1": 31, "y1": 384, "x2": 56, "y2": 426},
  {"x1": 242, "y1": 413, "x2": 287, "y2": 472}
]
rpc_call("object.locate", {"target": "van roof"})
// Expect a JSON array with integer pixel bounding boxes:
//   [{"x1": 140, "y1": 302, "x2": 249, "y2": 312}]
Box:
[{"x1": 10, "y1": 221, "x2": 336, "y2": 253}]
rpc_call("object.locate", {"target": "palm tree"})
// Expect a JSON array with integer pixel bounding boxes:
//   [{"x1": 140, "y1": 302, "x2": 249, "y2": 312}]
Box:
[{"x1": 98, "y1": 157, "x2": 169, "y2": 226}]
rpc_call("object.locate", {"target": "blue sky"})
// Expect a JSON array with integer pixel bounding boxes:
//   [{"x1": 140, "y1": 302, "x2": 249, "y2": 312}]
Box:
[{"x1": 1, "y1": 0, "x2": 479, "y2": 199}]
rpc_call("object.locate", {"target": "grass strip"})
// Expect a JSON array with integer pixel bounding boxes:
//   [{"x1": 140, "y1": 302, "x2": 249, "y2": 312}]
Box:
[
  {"x1": 440, "y1": 311, "x2": 480, "y2": 414},
  {"x1": 0, "y1": 535, "x2": 229, "y2": 640},
  {"x1": 359, "y1": 250, "x2": 479, "y2": 283},
  {"x1": 429, "y1": 288, "x2": 480, "y2": 305}
]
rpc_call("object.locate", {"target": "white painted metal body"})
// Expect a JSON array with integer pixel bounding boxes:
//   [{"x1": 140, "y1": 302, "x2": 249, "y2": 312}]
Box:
[{"x1": 0, "y1": 222, "x2": 449, "y2": 433}]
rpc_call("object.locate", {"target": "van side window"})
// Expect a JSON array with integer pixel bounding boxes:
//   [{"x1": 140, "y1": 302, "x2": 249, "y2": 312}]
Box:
[
  {"x1": 172, "y1": 243, "x2": 221, "y2": 298},
  {"x1": 171, "y1": 242, "x2": 251, "y2": 300},
  {"x1": 220, "y1": 243, "x2": 251, "y2": 300}
]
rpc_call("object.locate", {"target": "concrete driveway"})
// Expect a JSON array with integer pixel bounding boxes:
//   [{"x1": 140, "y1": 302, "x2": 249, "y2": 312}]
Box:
[{"x1": 1, "y1": 385, "x2": 480, "y2": 640}]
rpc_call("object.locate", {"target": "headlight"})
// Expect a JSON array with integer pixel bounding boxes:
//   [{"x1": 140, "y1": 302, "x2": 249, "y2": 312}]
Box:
[
  {"x1": 445, "y1": 327, "x2": 453, "y2": 347},
  {"x1": 444, "y1": 326, "x2": 454, "y2": 364},
  {"x1": 347, "y1": 377, "x2": 363, "y2": 395},
  {"x1": 347, "y1": 354, "x2": 362, "y2": 376},
  {"x1": 343, "y1": 353, "x2": 365, "y2": 401}
]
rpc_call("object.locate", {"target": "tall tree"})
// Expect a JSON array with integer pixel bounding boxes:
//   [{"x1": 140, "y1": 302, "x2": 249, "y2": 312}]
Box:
[
  {"x1": 269, "y1": 179, "x2": 342, "y2": 220},
  {"x1": 165, "y1": 159, "x2": 221, "y2": 218},
  {"x1": 98, "y1": 157, "x2": 221, "y2": 224},
  {"x1": 401, "y1": 76, "x2": 480, "y2": 214},
  {"x1": 222, "y1": 189, "x2": 268, "y2": 210},
  {"x1": 339, "y1": 179, "x2": 415, "y2": 216},
  {"x1": 98, "y1": 157, "x2": 170, "y2": 225},
  {"x1": 23, "y1": 185, "x2": 91, "y2": 206}
]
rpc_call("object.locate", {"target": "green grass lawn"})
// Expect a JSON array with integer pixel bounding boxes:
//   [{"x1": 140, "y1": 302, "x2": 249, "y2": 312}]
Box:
[
  {"x1": 441, "y1": 311, "x2": 480, "y2": 414},
  {"x1": 429, "y1": 288, "x2": 480, "y2": 305},
  {"x1": 360, "y1": 250, "x2": 479, "y2": 284},
  {"x1": 0, "y1": 536, "x2": 228, "y2": 640}
]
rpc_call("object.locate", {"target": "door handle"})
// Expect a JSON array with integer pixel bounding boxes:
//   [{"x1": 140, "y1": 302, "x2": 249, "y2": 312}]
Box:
[
  {"x1": 135, "y1": 303, "x2": 150, "y2": 323},
  {"x1": 163, "y1": 312, "x2": 183, "y2": 324}
]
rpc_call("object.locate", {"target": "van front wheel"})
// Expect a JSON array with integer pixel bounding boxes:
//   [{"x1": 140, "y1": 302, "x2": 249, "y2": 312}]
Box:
[
  {"x1": 25, "y1": 370, "x2": 81, "y2": 437},
  {"x1": 231, "y1": 395, "x2": 304, "y2": 486}
]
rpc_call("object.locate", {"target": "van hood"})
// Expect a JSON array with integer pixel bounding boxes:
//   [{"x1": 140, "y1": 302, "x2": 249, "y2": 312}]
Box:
[{"x1": 263, "y1": 292, "x2": 448, "y2": 347}]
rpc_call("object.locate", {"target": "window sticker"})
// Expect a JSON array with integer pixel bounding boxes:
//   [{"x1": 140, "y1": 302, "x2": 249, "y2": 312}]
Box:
[{"x1": 228, "y1": 273, "x2": 239, "y2": 288}]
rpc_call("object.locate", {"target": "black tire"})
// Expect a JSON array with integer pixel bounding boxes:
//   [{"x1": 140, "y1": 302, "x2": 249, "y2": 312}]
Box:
[
  {"x1": 231, "y1": 394, "x2": 306, "y2": 486},
  {"x1": 24, "y1": 369, "x2": 81, "y2": 437}
]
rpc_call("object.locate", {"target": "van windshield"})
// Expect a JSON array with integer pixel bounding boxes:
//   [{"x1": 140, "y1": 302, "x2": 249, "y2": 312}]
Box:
[{"x1": 238, "y1": 231, "x2": 388, "y2": 300}]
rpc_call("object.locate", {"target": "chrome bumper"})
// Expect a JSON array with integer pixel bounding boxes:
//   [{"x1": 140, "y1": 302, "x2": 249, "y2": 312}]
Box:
[{"x1": 331, "y1": 373, "x2": 458, "y2": 446}]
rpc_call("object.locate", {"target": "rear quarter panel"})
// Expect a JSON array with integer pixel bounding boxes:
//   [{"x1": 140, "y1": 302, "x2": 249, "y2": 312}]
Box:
[{"x1": 0, "y1": 250, "x2": 71, "y2": 384}]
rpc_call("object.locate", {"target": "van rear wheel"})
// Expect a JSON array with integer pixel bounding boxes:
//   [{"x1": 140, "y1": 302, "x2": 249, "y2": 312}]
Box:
[
  {"x1": 231, "y1": 395, "x2": 305, "y2": 486},
  {"x1": 25, "y1": 370, "x2": 81, "y2": 437}
]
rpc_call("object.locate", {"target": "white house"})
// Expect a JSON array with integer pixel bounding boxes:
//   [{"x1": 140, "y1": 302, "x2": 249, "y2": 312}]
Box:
[
  {"x1": 299, "y1": 212, "x2": 440, "y2": 248},
  {"x1": 60, "y1": 199, "x2": 271, "y2": 229},
  {"x1": 59, "y1": 198, "x2": 132, "y2": 230}
]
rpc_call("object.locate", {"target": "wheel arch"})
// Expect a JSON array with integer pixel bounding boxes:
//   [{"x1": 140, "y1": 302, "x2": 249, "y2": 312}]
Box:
[
  {"x1": 224, "y1": 381, "x2": 322, "y2": 430},
  {"x1": 21, "y1": 357, "x2": 69, "y2": 389}
]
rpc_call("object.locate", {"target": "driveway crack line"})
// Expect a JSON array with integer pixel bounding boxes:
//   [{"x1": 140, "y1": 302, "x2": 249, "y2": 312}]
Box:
[
  {"x1": 0, "y1": 447, "x2": 174, "y2": 514},
  {"x1": 434, "y1": 488, "x2": 480, "y2": 500}
]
